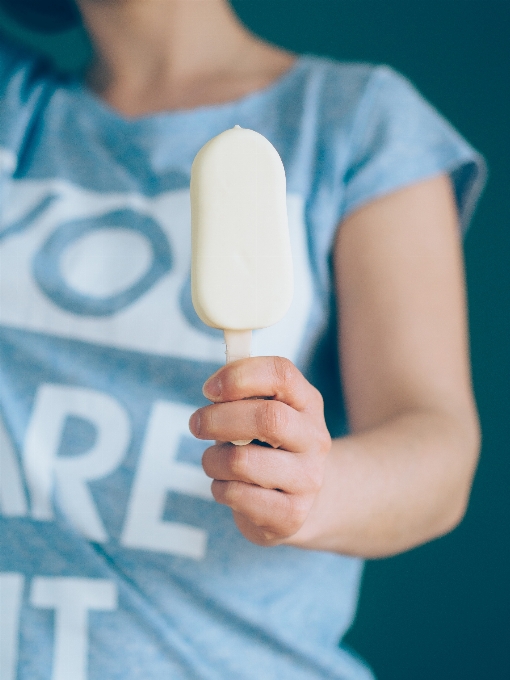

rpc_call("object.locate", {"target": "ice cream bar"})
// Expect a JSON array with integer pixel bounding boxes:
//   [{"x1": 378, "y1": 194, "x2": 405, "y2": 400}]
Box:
[{"x1": 190, "y1": 126, "x2": 293, "y2": 444}]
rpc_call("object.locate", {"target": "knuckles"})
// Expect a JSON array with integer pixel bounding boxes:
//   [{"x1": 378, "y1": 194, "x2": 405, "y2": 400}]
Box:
[
  {"x1": 253, "y1": 494, "x2": 312, "y2": 543},
  {"x1": 199, "y1": 363, "x2": 332, "y2": 547},
  {"x1": 213, "y1": 478, "x2": 314, "y2": 545},
  {"x1": 276, "y1": 493, "x2": 311, "y2": 535},
  {"x1": 228, "y1": 445, "x2": 251, "y2": 478},
  {"x1": 220, "y1": 356, "x2": 299, "y2": 401},
  {"x1": 310, "y1": 384, "x2": 326, "y2": 412},
  {"x1": 299, "y1": 458, "x2": 325, "y2": 496},
  {"x1": 316, "y1": 424, "x2": 332, "y2": 456},
  {"x1": 270, "y1": 356, "x2": 296, "y2": 391},
  {"x1": 270, "y1": 357, "x2": 323, "y2": 412},
  {"x1": 255, "y1": 399, "x2": 289, "y2": 446}
]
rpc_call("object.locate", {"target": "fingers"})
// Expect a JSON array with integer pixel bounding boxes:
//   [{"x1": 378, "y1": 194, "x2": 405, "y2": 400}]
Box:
[
  {"x1": 211, "y1": 481, "x2": 313, "y2": 544},
  {"x1": 192, "y1": 357, "x2": 332, "y2": 546},
  {"x1": 202, "y1": 356, "x2": 324, "y2": 414},
  {"x1": 202, "y1": 442, "x2": 324, "y2": 495},
  {"x1": 201, "y1": 441, "x2": 327, "y2": 544},
  {"x1": 190, "y1": 397, "x2": 328, "y2": 452}
]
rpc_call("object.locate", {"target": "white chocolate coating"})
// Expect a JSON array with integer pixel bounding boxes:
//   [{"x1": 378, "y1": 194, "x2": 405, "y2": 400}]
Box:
[{"x1": 190, "y1": 126, "x2": 293, "y2": 330}]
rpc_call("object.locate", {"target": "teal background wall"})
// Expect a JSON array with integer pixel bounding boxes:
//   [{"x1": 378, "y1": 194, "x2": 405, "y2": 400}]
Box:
[{"x1": 1, "y1": 1, "x2": 508, "y2": 678}]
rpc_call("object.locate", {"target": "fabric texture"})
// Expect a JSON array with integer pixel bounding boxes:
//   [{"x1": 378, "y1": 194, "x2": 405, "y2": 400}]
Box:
[{"x1": 0, "y1": 40, "x2": 485, "y2": 680}]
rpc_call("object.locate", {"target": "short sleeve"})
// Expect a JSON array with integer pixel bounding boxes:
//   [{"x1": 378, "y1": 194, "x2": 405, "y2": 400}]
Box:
[{"x1": 342, "y1": 66, "x2": 487, "y2": 231}]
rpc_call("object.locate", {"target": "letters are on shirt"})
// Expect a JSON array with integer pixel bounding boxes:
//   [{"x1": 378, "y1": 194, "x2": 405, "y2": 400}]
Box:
[{"x1": 0, "y1": 176, "x2": 314, "y2": 680}]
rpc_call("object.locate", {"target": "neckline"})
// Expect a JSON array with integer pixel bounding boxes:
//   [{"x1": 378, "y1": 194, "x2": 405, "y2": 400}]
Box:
[{"x1": 71, "y1": 55, "x2": 310, "y2": 129}]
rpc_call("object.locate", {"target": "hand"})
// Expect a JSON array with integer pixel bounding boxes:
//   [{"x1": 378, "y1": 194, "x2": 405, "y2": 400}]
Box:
[{"x1": 189, "y1": 357, "x2": 332, "y2": 546}]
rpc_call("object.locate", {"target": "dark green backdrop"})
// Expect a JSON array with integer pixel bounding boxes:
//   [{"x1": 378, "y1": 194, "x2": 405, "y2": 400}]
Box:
[{"x1": 1, "y1": 1, "x2": 508, "y2": 678}]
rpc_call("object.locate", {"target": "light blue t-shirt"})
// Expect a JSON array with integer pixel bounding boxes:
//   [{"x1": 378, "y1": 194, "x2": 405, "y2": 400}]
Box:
[{"x1": 0, "y1": 39, "x2": 485, "y2": 680}]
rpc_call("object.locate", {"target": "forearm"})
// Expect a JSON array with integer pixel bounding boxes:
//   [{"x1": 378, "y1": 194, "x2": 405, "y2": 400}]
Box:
[
  {"x1": 194, "y1": 178, "x2": 480, "y2": 555},
  {"x1": 290, "y1": 406, "x2": 480, "y2": 558}
]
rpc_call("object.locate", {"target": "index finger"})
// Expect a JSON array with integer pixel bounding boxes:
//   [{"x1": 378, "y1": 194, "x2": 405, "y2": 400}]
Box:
[{"x1": 202, "y1": 356, "x2": 324, "y2": 414}]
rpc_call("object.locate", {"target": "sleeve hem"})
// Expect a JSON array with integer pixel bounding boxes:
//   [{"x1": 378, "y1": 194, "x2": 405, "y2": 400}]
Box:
[{"x1": 340, "y1": 152, "x2": 487, "y2": 234}]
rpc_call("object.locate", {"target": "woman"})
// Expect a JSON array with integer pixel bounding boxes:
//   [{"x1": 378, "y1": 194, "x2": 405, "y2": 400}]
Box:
[{"x1": 0, "y1": 1, "x2": 485, "y2": 678}]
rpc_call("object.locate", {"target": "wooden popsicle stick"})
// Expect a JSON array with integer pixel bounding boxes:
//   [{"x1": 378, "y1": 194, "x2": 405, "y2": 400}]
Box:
[
  {"x1": 224, "y1": 330, "x2": 252, "y2": 446},
  {"x1": 224, "y1": 329, "x2": 252, "y2": 363}
]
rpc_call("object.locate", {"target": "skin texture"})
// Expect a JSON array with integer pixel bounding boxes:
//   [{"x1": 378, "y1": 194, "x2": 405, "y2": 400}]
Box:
[
  {"x1": 78, "y1": 0, "x2": 480, "y2": 557},
  {"x1": 78, "y1": 0, "x2": 296, "y2": 116},
  {"x1": 190, "y1": 176, "x2": 480, "y2": 557}
]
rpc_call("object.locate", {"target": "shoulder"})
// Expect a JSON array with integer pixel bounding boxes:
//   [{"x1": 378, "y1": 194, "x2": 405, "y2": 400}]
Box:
[
  {"x1": 0, "y1": 35, "x2": 58, "y2": 174},
  {"x1": 0, "y1": 34, "x2": 54, "y2": 96},
  {"x1": 290, "y1": 56, "x2": 435, "y2": 165},
  {"x1": 294, "y1": 56, "x2": 416, "y2": 121},
  {"x1": 292, "y1": 55, "x2": 485, "y2": 230}
]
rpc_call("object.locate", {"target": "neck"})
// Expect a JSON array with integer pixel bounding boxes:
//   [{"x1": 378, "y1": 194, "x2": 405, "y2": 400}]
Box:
[{"x1": 78, "y1": 0, "x2": 295, "y2": 116}]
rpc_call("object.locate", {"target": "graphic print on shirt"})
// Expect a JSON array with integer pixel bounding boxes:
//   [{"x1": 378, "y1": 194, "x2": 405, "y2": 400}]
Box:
[
  {"x1": 0, "y1": 572, "x2": 118, "y2": 680},
  {"x1": 0, "y1": 175, "x2": 312, "y2": 678},
  {"x1": 0, "y1": 178, "x2": 312, "y2": 360}
]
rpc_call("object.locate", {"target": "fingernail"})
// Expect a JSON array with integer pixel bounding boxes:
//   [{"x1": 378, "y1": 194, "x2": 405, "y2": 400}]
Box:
[
  {"x1": 203, "y1": 376, "x2": 221, "y2": 399},
  {"x1": 189, "y1": 411, "x2": 201, "y2": 436}
]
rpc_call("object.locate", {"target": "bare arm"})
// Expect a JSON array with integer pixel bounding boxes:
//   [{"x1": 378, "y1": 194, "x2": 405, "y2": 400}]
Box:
[{"x1": 190, "y1": 174, "x2": 480, "y2": 557}]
